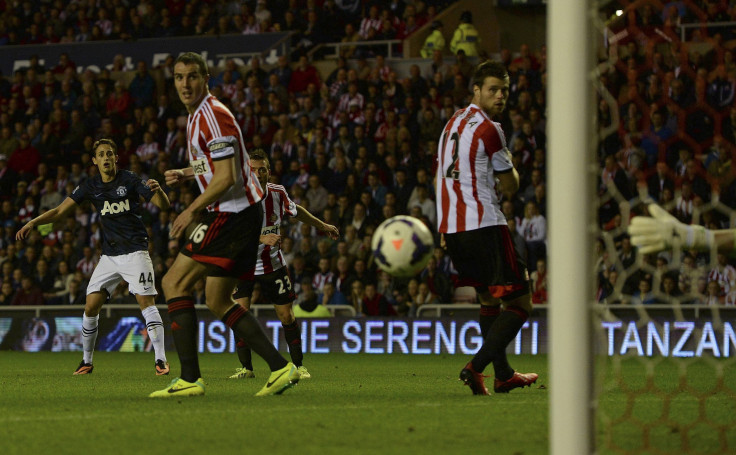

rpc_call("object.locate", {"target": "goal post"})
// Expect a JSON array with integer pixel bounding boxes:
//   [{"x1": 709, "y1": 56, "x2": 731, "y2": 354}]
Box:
[{"x1": 548, "y1": 1, "x2": 596, "y2": 454}]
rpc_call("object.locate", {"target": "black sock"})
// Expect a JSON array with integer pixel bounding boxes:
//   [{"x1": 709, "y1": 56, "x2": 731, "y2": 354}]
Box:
[
  {"x1": 235, "y1": 337, "x2": 253, "y2": 370},
  {"x1": 167, "y1": 297, "x2": 200, "y2": 383},
  {"x1": 471, "y1": 307, "x2": 529, "y2": 380},
  {"x1": 479, "y1": 305, "x2": 501, "y2": 339},
  {"x1": 222, "y1": 305, "x2": 288, "y2": 372},
  {"x1": 282, "y1": 321, "x2": 303, "y2": 367}
]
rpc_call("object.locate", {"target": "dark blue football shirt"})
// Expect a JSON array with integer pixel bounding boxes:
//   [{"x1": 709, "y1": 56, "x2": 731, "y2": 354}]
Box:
[{"x1": 70, "y1": 170, "x2": 155, "y2": 256}]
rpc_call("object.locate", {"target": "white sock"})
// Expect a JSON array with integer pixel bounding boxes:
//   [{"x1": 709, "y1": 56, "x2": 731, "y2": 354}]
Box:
[
  {"x1": 141, "y1": 305, "x2": 166, "y2": 363},
  {"x1": 82, "y1": 314, "x2": 99, "y2": 364}
]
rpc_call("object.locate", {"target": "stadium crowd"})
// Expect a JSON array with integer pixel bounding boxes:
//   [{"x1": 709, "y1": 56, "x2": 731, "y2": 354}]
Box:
[
  {"x1": 10, "y1": 0, "x2": 735, "y2": 314},
  {"x1": 596, "y1": 1, "x2": 736, "y2": 305},
  {"x1": 0, "y1": 1, "x2": 548, "y2": 314}
]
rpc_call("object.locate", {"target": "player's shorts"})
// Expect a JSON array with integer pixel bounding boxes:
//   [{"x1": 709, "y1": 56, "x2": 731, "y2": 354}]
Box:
[
  {"x1": 233, "y1": 266, "x2": 296, "y2": 305},
  {"x1": 444, "y1": 225, "x2": 530, "y2": 301},
  {"x1": 181, "y1": 202, "x2": 263, "y2": 280},
  {"x1": 86, "y1": 250, "x2": 157, "y2": 297}
]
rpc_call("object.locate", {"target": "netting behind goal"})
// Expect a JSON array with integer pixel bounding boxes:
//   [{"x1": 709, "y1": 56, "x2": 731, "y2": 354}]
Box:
[{"x1": 589, "y1": 1, "x2": 736, "y2": 454}]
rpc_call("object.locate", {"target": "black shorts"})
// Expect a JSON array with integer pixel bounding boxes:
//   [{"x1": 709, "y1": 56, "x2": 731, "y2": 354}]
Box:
[
  {"x1": 181, "y1": 202, "x2": 263, "y2": 280},
  {"x1": 233, "y1": 267, "x2": 296, "y2": 305},
  {"x1": 444, "y1": 225, "x2": 530, "y2": 301}
]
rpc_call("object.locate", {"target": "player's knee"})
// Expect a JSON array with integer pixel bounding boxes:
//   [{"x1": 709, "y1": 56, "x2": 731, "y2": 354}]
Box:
[
  {"x1": 84, "y1": 292, "x2": 105, "y2": 316},
  {"x1": 136, "y1": 294, "x2": 156, "y2": 309},
  {"x1": 276, "y1": 305, "x2": 294, "y2": 324}
]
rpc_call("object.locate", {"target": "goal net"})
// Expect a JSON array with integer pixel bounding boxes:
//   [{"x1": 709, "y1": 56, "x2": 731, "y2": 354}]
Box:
[{"x1": 550, "y1": 1, "x2": 736, "y2": 453}]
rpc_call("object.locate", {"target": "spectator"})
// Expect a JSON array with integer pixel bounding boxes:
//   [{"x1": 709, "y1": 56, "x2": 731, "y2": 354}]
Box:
[
  {"x1": 288, "y1": 55, "x2": 321, "y2": 96},
  {"x1": 10, "y1": 275, "x2": 44, "y2": 305},
  {"x1": 449, "y1": 11, "x2": 480, "y2": 57},
  {"x1": 361, "y1": 282, "x2": 397, "y2": 316},
  {"x1": 518, "y1": 201, "x2": 546, "y2": 272},
  {"x1": 319, "y1": 280, "x2": 348, "y2": 306},
  {"x1": 421, "y1": 21, "x2": 446, "y2": 58},
  {"x1": 129, "y1": 61, "x2": 156, "y2": 108},
  {"x1": 531, "y1": 258, "x2": 548, "y2": 304}
]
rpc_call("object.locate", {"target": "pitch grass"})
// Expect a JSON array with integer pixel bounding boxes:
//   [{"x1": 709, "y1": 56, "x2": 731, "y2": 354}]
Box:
[
  {"x1": 2, "y1": 352, "x2": 547, "y2": 455},
  {"x1": 0, "y1": 353, "x2": 733, "y2": 454}
]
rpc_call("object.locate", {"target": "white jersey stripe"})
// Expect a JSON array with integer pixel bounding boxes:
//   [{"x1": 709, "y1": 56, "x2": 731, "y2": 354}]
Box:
[{"x1": 435, "y1": 104, "x2": 510, "y2": 233}]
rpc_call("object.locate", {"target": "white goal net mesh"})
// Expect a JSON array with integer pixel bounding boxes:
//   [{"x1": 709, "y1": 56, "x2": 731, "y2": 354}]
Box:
[{"x1": 592, "y1": 1, "x2": 736, "y2": 453}]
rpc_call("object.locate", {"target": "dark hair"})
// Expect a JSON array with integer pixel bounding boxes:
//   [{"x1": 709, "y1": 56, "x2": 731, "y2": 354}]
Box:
[
  {"x1": 175, "y1": 52, "x2": 209, "y2": 77},
  {"x1": 472, "y1": 61, "x2": 509, "y2": 89},
  {"x1": 249, "y1": 148, "x2": 270, "y2": 169},
  {"x1": 92, "y1": 137, "x2": 117, "y2": 155},
  {"x1": 460, "y1": 10, "x2": 473, "y2": 23}
]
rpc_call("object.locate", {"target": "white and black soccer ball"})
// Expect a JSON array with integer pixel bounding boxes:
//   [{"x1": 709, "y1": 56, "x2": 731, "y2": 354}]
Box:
[{"x1": 371, "y1": 215, "x2": 434, "y2": 277}]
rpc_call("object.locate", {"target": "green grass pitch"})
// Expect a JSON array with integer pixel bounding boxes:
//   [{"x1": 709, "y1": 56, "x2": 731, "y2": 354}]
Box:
[{"x1": 1, "y1": 352, "x2": 733, "y2": 454}]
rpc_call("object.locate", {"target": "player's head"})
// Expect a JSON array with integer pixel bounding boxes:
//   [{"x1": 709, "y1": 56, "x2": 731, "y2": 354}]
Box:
[
  {"x1": 174, "y1": 52, "x2": 210, "y2": 113},
  {"x1": 91, "y1": 138, "x2": 118, "y2": 177},
  {"x1": 249, "y1": 148, "x2": 270, "y2": 188},
  {"x1": 472, "y1": 61, "x2": 509, "y2": 117}
]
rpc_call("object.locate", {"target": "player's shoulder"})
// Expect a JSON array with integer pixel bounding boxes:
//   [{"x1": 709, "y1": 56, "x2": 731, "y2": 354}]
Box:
[
  {"x1": 206, "y1": 96, "x2": 236, "y2": 119},
  {"x1": 266, "y1": 183, "x2": 288, "y2": 196}
]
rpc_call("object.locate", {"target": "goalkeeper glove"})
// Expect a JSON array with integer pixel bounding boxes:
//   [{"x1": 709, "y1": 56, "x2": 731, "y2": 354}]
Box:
[{"x1": 627, "y1": 204, "x2": 713, "y2": 254}]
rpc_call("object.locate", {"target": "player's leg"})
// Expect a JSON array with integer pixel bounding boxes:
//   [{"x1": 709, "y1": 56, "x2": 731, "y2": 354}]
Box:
[
  {"x1": 267, "y1": 268, "x2": 307, "y2": 376},
  {"x1": 75, "y1": 256, "x2": 119, "y2": 375},
  {"x1": 75, "y1": 291, "x2": 107, "y2": 375},
  {"x1": 160, "y1": 253, "x2": 208, "y2": 383},
  {"x1": 122, "y1": 251, "x2": 168, "y2": 375},
  {"x1": 478, "y1": 289, "x2": 502, "y2": 339},
  {"x1": 486, "y1": 294, "x2": 538, "y2": 393},
  {"x1": 206, "y1": 275, "x2": 299, "y2": 396},
  {"x1": 275, "y1": 302, "x2": 310, "y2": 378},
  {"x1": 229, "y1": 286, "x2": 255, "y2": 378},
  {"x1": 134, "y1": 294, "x2": 169, "y2": 375},
  {"x1": 207, "y1": 275, "x2": 288, "y2": 370}
]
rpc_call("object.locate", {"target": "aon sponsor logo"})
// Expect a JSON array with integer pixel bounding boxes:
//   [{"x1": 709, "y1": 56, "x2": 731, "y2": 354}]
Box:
[{"x1": 100, "y1": 199, "x2": 130, "y2": 215}]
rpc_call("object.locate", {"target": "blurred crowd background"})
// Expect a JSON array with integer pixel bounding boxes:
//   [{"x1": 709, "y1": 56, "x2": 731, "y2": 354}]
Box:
[{"x1": 1, "y1": 0, "x2": 735, "y2": 313}]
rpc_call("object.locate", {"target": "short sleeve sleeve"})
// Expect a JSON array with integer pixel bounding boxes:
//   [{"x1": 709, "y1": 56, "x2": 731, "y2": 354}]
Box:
[
  {"x1": 69, "y1": 180, "x2": 88, "y2": 205},
  {"x1": 207, "y1": 110, "x2": 238, "y2": 161},
  {"x1": 281, "y1": 190, "x2": 298, "y2": 217},
  {"x1": 133, "y1": 174, "x2": 156, "y2": 202}
]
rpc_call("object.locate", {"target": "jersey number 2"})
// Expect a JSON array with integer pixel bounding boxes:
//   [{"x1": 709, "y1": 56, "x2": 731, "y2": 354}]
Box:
[{"x1": 443, "y1": 131, "x2": 460, "y2": 180}]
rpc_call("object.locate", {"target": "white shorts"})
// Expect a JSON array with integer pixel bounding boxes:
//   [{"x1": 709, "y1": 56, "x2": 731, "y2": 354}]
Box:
[{"x1": 86, "y1": 251, "x2": 157, "y2": 297}]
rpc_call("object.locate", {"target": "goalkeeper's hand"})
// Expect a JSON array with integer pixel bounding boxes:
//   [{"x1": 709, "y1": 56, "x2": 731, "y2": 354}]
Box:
[{"x1": 628, "y1": 204, "x2": 713, "y2": 254}]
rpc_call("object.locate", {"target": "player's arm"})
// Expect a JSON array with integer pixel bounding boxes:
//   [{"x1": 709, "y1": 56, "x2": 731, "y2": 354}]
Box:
[
  {"x1": 164, "y1": 167, "x2": 196, "y2": 187},
  {"x1": 170, "y1": 157, "x2": 236, "y2": 238},
  {"x1": 16, "y1": 197, "x2": 77, "y2": 240},
  {"x1": 144, "y1": 179, "x2": 170, "y2": 211},
  {"x1": 496, "y1": 167, "x2": 520, "y2": 196},
  {"x1": 294, "y1": 204, "x2": 340, "y2": 240}
]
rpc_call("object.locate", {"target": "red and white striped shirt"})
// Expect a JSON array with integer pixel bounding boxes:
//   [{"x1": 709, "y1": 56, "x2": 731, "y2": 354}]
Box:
[
  {"x1": 255, "y1": 183, "x2": 298, "y2": 275},
  {"x1": 435, "y1": 104, "x2": 512, "y2": 234},
  {"x1": 186, "y1": 94, "x2": 263, "y2": 212}
]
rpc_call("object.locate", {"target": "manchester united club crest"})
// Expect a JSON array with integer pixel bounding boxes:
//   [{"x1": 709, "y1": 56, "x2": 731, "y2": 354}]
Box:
[{"x1": 116, "y1": 186, "x2": 127, "y2": 197}]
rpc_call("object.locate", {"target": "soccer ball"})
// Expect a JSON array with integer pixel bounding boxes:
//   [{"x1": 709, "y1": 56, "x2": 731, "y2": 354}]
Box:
[{"x1": 371, "y1": 215, "x2": 434, "y2": 277}]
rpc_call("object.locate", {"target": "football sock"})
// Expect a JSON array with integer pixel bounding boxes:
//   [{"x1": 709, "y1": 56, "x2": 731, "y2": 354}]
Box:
[
  {"x1": 167, "y1": 297, "x2": 200, "y2": 383},
  {"x1": 222, "y1": 304, "x2": 288, "y2": 372},
  {"x1": 81, "y1": 313, "x2": 99, "y2": 364},
  {"x1": 472, "y1": 307, "x2": 529, "y2": 381},
  {"x1": 282, "y1": 320, "x2": 303, "y2": 367},
  {"x1": 236, "y1": 338, "x2": 253, "y2": 370},
  {"x1": 141, "y1": 305, "x2": 166, "y2": 363},
  {"x1": 479, "y1": 305, "x2": 501, "y2": 339}
]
